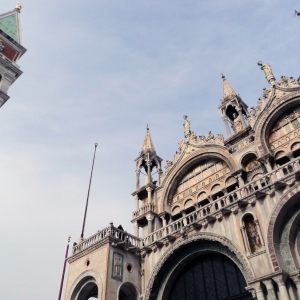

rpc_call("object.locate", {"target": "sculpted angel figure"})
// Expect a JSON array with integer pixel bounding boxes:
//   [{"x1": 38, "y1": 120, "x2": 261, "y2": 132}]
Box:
[
  {"x1": 183, "y1": 115, "x2": 191, "y2": 138},
  {"x1": 231, "y1": 113, "x2": 243, "y2": 133},
  {"x1": 257, "y1": 61, "x2": 275, "y2": 86}
]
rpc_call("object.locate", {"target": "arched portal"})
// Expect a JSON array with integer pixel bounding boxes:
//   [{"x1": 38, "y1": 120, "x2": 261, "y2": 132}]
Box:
[
  {"x1": 145, "y1": 234, "x2": 255, "y2": 300},
  {"x1": 168, "y1": 252, "x2": 252, "y2": 300},
  {"x1": 72, "y1": 278, "x2": 98, "y2": 300},
  {"x1": 118, "y1": 282, "x2": 137, "y2": 300},
  {"x1": 66, "y1": 270, "x2": 103, "y2": 300}
]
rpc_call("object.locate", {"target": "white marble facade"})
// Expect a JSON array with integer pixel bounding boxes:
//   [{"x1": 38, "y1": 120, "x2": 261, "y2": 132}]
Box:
[{"x1": 65, "y1": 68, "x2": 300, "y2": 300}]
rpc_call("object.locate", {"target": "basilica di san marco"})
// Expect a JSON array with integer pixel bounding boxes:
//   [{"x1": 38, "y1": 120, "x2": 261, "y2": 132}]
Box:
[{"x1": 63, "y1": 61, "x2": 300, "y2": 300}]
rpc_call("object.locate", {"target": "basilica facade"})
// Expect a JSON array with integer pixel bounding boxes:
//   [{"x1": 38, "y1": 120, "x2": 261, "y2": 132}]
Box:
[{"x1": 64, "y1": 60, "x2": 300, "y2": 300}]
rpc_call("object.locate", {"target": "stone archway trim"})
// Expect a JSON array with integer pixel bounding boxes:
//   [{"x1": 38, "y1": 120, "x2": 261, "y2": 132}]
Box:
[
  {"x1": 144, "y1": 232, "x2": 255, "y2": 300},
  {"x1": 159, "y1": 148, "x2": 238, "y2": 211},
  {"x1": 254, "y1": 91, "x2": 300, "y2": 157},
  {"x1": 267, "y1": 182, "x2": 300, "y2": 272},
  {"x1": 66, "y1": 269, "x2": 103, "y2": 300}
]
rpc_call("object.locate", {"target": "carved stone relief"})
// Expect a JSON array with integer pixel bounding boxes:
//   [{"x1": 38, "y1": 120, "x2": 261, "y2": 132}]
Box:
[{"x1": 112, "y1": 252, "x2": 123, "y2": 281}]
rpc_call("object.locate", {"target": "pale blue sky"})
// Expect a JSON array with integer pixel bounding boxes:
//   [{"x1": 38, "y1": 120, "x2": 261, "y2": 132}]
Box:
[{"x1": 0, "y1": 0, "x2": 299, "y2": 298}]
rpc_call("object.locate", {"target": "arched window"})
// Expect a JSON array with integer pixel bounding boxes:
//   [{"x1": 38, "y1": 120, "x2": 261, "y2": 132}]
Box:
[
  {"x1": 118, "y1": 282, "x2": 137, "y2": 300},
  {"x1": 241, "y1": 214, "x2": 264, "y2": 255}
]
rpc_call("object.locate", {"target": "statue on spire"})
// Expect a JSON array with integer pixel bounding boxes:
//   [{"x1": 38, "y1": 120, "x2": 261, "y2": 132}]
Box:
[
  {"x1": 183, "y1": 115, "x2": 191, "y2": 138},
  {"x1": 257, "y1": 61, "x2": 276, "y2": 86}
]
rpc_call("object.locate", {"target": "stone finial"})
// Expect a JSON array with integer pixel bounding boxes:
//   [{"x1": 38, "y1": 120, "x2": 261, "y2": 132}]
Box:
[
  {"x1": 222, "y1": 74, "x2": 237, "y2": 102},
  {"x1": 15, "y1": 3, "x2": 22, "y2": 11},
  {"x1": 141, "y1": 126, "x2": 156, "y2": 153}
]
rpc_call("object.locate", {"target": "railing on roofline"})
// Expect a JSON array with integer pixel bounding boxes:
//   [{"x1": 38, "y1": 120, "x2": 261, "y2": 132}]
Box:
[
  {"x1": 72, "y1": 157, "x2": 300, "y2": 255},
  {"x1": 72, "y1": 224, "x2": 140, "y2": 255},
  {"x1": 132, "y1": 203, "x2": 157, "y2": 219}
]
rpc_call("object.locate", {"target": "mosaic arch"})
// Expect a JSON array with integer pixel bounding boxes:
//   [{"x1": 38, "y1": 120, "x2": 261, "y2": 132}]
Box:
[
  {"x1": 159, "y1": 149, "x2": 238, "y2": 211},
  {"x1": 254, "y1": 93, "x2": 300, "y2": 157},
  {"x1": 144, "y1": 233, "x2": 254, "y2": 300},
  {"x1": 267, "y1": 182, "x2": 300, "y2": 272}
]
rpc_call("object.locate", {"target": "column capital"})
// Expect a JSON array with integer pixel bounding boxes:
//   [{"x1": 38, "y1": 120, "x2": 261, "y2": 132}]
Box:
[
  {"x1": 262, "y1": 279, "x2": 274, "y2": 290},
  {"x1": 251, "y1": 282, "x2": 263, "y2": 293},
  {"x1": 245, "y1": 286, "x2": 256, "y2": 298},
  {"x1": 146, "y1": 214, "x2": 154, "y2": 221},
  {"x1": 272, "y1": 274, "x2": 286, "y2": 286},
  {"x1": 146, "y1": 187, "x2": 153, "y2": 193}
]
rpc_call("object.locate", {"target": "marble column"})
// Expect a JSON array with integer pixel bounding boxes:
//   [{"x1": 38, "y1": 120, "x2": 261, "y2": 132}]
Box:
[
  {"x1": 240, "y1": 225, "x2": 251, "y2": 255},
  {"x1": 146, "y1": 187, "x2": 152, "y2": 204},
  {"x1": 273, "y1": 275, "x2": 290, "y2": 300},
  {"x1": 134, "y1": 195, "x2": 139, "y2": 211},
  {"x1": 146, "y1": 215, "x2": 154, "y2": 235},
  {"x1": 238, "y1": 107, "x2": 247, "y2": 129},
  {"x1": 222, "y1": 116, "x2": 232, "y2": 137},
  {"x1": 133, "y1": 221, "x2": 139, "y2": 237},
  {"x1": 181, "y1": 210, "x2": 187, "y2": 226},
  {"x1": 290, "y1": 275, "x2": 300, "y2": 299},
  {"x1": 262, "y1": 279, "x2": 276, "y2": 300},
  {"x1": 252, "y1": 282, "x2": 265, "y2": 300}
]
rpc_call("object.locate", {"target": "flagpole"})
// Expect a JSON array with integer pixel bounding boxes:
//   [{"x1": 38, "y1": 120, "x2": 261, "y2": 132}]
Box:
[
  {"x1": 58, "y1": 236, "x2": 71, "y2": 300},
  {"x1": 81, "y1": 143, "x2": 98, "y2": 239}
]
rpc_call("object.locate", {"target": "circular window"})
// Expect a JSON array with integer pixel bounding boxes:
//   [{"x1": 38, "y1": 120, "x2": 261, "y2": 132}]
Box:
[
  {"x1": 126, "y1": 263, "x2": 133, "y2": 273},
  {"x1": 85, "y1": 259, "x2": 90, "y2": 267}
]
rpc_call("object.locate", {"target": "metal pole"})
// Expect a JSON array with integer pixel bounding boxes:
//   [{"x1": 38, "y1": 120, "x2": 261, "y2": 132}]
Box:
[
  {"x1": 81, "y1": 143, "x2": 98, "y2": 239},
  {"x1": 58, "y1": 236, "x2": 71, "y2": 300}
]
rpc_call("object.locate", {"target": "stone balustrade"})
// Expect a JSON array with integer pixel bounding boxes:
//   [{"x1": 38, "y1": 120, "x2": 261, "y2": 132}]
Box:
[
  {"x1": 72, "y1": 224, "x2": 141, "y2": 255},
  {"x1": 72, "y1": 157, "x2": 300, "y2": 256},
  {"x1": 132, "y1": 203, "x2": 157, "y2": 219},
  {"x1": 140, "y1": 158, "x2": 300, "y2": 247}
]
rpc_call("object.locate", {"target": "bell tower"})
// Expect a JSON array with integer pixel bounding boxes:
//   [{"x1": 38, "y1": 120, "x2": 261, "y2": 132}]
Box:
[
  {"x1": 219, "y1": 74, "x2": 250, "y2": 138},
  {"x1": 0, "y1": 5, "x2": 26, "y2": 107},
  {"x1": 131, "y1": 126, "x2": 163, "y2": 237}
]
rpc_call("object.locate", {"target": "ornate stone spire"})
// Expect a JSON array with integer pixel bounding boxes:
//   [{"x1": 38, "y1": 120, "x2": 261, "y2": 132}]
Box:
[
  {"x1": 141, "y1": 125, "x2": 156, "y2": 154},
  {"x1": 222, "y1": 74, "x2": 237, "y2": 102}
]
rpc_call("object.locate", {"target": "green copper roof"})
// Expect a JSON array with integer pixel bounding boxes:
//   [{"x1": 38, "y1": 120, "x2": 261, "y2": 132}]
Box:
[{"x1": 0, "y1": 13, "x2": 19, "y2": 42}]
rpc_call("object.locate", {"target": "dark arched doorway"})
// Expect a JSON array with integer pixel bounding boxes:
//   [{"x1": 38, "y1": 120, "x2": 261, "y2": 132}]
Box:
[
  {"x1": 118, "y1": 282, "x2": 137, "y2": 300},
  {"x1": 169, "y1": 253, "x2": 252, "y2": 300}
]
